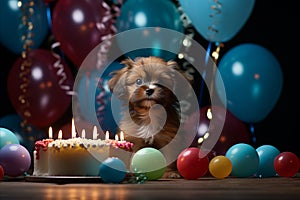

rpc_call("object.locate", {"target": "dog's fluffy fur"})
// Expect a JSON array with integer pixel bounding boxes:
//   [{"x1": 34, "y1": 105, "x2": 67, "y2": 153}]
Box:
[{"x1": 108, "y1": 56, "x2": 190, "y2": 178}]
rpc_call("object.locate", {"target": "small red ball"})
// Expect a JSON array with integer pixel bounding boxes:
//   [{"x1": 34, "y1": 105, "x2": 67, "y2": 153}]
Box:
[
  {"x1": 177, "y1": 147, "x2": 209, "y2": 180},
  {"x1": 274, "y1": 151, "x2": 299, "y2": 177},
  {"x1": 0, "y1": 165, "x2": 4, "y2": 181}
]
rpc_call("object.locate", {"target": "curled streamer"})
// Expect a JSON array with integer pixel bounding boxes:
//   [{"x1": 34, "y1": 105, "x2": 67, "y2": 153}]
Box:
[
  {"x1": 50, "y1": 42, "x2": 76, "y2": 96},
  {"x1": 176, "y1": 1, "x2": 196, "y2": 66},
  {"x1": 95, "y1": 78, "x2": 107, "y2": 123},
  {"x1": 94, "y1": 0, "x2": 124, "y2": 124},
  {"x1": 209, "y1": 0, "x2": 222, "y2": 17},
  {"x1": 174, "y1": 1, "x2": 195, "y2": 85},
  {"x1": 95, "y1": 0, "x2": 123, "y2": 69},
  {"x1": 208, "y1": 0, "x2": 222, "y2": 39},
  {"x1": 170, "y1": 2, "x2": 197, "y2": 124}
]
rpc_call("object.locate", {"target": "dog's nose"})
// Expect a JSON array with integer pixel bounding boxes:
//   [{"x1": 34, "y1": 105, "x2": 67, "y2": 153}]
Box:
[{"x1": 145, "y1": 88, "x2": 154, "y2": 96}]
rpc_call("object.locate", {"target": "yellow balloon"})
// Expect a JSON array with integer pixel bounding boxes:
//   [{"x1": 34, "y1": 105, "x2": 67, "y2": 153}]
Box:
[{"x1": 209, "y1": 155, "x2": 232, "y2": 179}]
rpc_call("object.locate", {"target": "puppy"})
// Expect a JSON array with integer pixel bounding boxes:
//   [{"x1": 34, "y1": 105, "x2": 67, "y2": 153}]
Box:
[{"x1": 108, "y1": 56, "x2": 191, "y2": 178}]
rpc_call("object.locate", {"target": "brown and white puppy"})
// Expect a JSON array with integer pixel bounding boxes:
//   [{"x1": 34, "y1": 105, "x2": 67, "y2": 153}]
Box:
[{"x1": 108, "y1": 56, "x2": 191, "y2": 178}]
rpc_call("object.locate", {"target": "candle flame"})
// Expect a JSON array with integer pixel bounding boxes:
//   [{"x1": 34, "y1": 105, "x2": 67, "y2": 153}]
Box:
[
  {"x1": 115, "y1": 134, "x2": 119, "y2": 141},
  {"x1": 207, "y1": 108, "x2": 213, "y2": 120},
  {"x1": 48, "y1": 126, "x2": 53, "y2": 139},
  {"x1": 81, "y1": 129, "x2": 86, "y2": 139},
  {"x1": 58, "y1": 130, "x2": 62, "y2": 139},
  {"x1": 105, "y1": 131, "x2": 110, "y2": 140},
  {"x1": 93, "y1": 126, "x2": 98, "y2": 140},
  {"x1": 71, "y1": 118, "x2": 76, "y2": 138},
  {"x1": 120, "y1": 131, "x2": 124, "y2": 141}
]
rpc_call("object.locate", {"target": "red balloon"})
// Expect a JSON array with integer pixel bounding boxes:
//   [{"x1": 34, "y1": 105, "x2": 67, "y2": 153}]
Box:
[
  {"x1": 0, "y1": 165, "x2": 4, "y2": 181},
  {"x1": 7, "y1": 49, "x2": 74, "y2": 128},
  {"x1": 177, "y1": 147, "x2": 209, "y2": 180},
  {"x1": 51, "y1": 0, "x2": 114, "y2": 68},
  {"x1": 184, "y1": 106, "x2": 251, "y2": 155},
  {"x1": 274, "y1": 151, "x2": 299, "y2": 177},
  {"x1": 54, "y1": 123, "x2": 73, "y2": 140}
]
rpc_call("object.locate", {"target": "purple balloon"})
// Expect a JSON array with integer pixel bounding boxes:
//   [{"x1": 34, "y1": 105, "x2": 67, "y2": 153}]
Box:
[{"x1": 0, "y1": 144, "x2": 31, "y2": 177}]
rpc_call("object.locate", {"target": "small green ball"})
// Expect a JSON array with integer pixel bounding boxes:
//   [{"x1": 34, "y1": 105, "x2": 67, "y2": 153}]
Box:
[{"x1": 131, "y1": 147, "x2": 166, "y2": 180}]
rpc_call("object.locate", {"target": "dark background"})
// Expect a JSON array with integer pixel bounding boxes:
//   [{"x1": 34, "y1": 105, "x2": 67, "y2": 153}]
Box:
[{"x1": 1, "y1": 0, "x2": 299, "y2": 157}]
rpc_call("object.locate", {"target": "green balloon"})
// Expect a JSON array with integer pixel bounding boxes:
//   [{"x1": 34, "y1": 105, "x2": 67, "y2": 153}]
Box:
[
  {"x1": 131, "y1": 147, "x2": 166, "y2": 180},
  {"x1": 0, "y1": 127, "x2": 20, "y2": 149}
]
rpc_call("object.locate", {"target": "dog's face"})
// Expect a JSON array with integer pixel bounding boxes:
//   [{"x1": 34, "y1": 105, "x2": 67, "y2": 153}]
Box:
[{"x1": 108, "y1": 56, "x2": 184, "y2": 109}]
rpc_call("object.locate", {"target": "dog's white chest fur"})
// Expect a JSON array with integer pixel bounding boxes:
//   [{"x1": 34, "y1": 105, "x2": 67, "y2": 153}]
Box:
[{"x1": 120, "y1": 104, "x2": 167, "y2": 144}]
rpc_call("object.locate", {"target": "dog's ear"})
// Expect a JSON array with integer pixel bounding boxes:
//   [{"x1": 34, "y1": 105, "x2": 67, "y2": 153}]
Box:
[
  {"x1": 166, "y1": 60, "x2": 194, "y2": 103},
  {"x1": 120, "y1": 57, "x2": 136, "y2": 68},
  {"x1": 108, "y1": 58, "x2": 135, "y2": 99},
  {"x1": 108, "y1": 67, "x2": 127, "y2": 99},
  {"x1": 166, "y1": 60, "x2": 193, "y2": 83},
  {"x1": 166, "y1": 60, "x2": 180, "y2": 71}
]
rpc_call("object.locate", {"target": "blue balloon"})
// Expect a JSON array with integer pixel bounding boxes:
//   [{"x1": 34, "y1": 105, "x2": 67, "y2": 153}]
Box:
[
  {"x1": 0, "y1": 114, "x2": 45, "y2": 153},
  {"x1": 215, "y1": 43, "x2": 283, "y2": 123},
  {"x1": 179, "y1": 0, "x2": 255, "y2": 42},
  {"x1": 225, "y1": 143, "x2": 259, "y2": 178},
  {"x1": 98, "y1": 157, "x2": 127, "y2": 183},
  {"x1": 77, "y1": 62, "x2": 124, "y2": 135},
  {"x1": 0, "y1": 127, "x2": 19, "y2": 149},
  {"x1": 256, "y1": 145, "x2": 280, "y2": 178},
  {"x1": 115, "y1": 0, "x2": 184, "y2": 60},
  {"x1": 0, "y1": 0, "x2": 49, "y2": 54}
]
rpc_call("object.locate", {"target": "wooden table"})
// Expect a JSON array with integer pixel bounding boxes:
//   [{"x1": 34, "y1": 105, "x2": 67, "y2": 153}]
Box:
[{"x1": 1, "y1": 174, "x2": 299, "y2": 200}]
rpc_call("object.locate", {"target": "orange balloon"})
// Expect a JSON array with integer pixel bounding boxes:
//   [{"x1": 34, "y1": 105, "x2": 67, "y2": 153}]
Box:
[{"x1": 209, "y1": 155, "x2": 232, "y2": 179}]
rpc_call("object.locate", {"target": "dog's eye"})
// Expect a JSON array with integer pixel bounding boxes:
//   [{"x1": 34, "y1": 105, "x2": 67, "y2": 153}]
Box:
[{"x1": 135, "y1": 78, "x2": 143, "y2": 85}]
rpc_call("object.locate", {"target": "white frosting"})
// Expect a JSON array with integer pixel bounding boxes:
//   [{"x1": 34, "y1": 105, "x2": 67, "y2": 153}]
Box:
[
  {"x1": 48, "y1": 138, "x2": 110, "y2": 149},
  {"x1": 32, "y1": 150, "x2": 49, "y2": 176}
]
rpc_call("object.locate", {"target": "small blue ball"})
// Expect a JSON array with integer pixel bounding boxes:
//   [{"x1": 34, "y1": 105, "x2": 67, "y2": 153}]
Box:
[
  {"x1": 256, "y1": 144, "x2": 280, "y2": 178},
  {"x1": 225, "y1": 143, "x2": 259, "y2": 178},
  {"x1": 98, "y1": 157, "x2": 127, "y2": 183}
]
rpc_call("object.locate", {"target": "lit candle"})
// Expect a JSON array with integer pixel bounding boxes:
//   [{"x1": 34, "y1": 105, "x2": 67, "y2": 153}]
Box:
[
  {"x1": 115, "y1": 134, "x2": 119, "y2": 141},
  {"x1": 120, "y1": 131, "x2": 125, "y2": 141},
  {"x1": 92, "y1": 126, "x2": 98, "y2": 140},
  {"x1": 105, "y1": 131, "x2": 110, "y2": 140},
  {"x1": 71, "y1": 118, "x2": 76, "y2": 138},
  {"x1": 58, "y1": 130, "x2": 63, "y2": 139},
  {"x1": 81, "y1": 129, "x2": 86, "y2": 139},
  {"x1": 48, "y1": 126, "x2": 53, "y2": 139}
]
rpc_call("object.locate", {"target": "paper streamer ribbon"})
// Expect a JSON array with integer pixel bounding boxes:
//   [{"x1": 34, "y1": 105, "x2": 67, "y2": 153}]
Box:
[
  {"x1": 176, "y1": 0, "x2": 195, "y2": 66},
  {"x1": 175, "y1": 0, "x2": 224, "y2": 110},
  {"x1": 95, "y1": 78, "x2": 106, "y2": 123},
  {"x1": 94, "y1": 0, "x2": 124, "y2": 125},
  {"x1": 208, "y1": 0, "x2": 222, "y2": 40},
  {"x1": 163, "y1": 1, "x2": 197, "y2": 123},
  {"x1": 50, "y1": 42, "x2": 76, "y2": 96},
  {"x1": 95, "y1": 0, "x2": 123, "y2": 69}
]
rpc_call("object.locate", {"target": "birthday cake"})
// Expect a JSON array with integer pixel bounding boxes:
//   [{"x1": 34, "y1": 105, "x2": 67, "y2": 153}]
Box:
[{"x1": 33, "y1": 137, "x2": 134, "y2": 176}]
